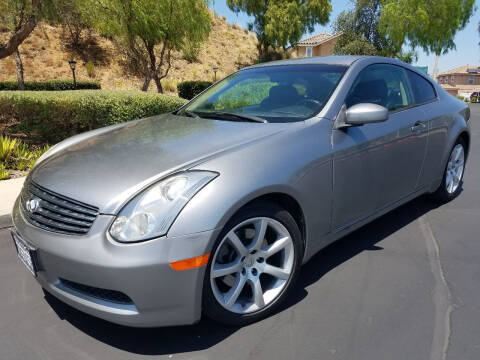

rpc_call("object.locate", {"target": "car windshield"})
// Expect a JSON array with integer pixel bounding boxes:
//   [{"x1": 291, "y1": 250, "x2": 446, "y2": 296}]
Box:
[{"x1": 180, "y1": 64, "x2": 347, "y2": 123}]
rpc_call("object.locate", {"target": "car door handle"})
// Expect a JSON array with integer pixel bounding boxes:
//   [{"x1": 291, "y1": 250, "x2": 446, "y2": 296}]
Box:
[{"x1": 411, "y1": 121, "x2": 427, "y2": 132}]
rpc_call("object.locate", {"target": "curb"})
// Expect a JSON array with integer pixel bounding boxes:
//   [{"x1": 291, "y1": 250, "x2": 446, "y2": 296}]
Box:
[{"x1": 0, "y1": 214, "x2": 13, "y2": 229}]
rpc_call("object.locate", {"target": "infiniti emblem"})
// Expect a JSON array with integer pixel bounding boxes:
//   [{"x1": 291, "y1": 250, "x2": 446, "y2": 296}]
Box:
[
  {"x1": 243, "y1": 255, "x2": 255, "y2": 267},
  {"x1": 26, "y1": 197, "x2": 41, "y2": 213}
]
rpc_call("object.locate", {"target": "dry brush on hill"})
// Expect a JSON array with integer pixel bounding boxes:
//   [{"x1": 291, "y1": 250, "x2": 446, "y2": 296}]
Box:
[{"x1": 0, "y1": 14, "x2": 258, "y2": 93}]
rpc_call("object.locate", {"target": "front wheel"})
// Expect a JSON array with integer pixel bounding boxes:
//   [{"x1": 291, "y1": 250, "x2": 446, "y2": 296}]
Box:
[
  {"x1": 431, "y1": 138, "x2": 466, "y2": 202},
  {"x1": 202, "y1": 202, "x2": 303, "y2": 326}
]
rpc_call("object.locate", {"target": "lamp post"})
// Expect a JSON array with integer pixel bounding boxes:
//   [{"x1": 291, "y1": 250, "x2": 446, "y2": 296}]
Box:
[
  {"x1": 68, "y1": 59, "x2": 77, "y2": 89},
  {"x1": 213, "y1": 66, "x2": 219, "y2": 82}
]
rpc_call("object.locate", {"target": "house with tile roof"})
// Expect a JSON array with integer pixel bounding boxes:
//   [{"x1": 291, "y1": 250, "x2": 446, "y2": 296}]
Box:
[
  {"x1": 290, "y1": 32, "x2": 342, "y2": 58},
  {"x1": 437, "y1": 65, "x2": 480, "y2": 97}
]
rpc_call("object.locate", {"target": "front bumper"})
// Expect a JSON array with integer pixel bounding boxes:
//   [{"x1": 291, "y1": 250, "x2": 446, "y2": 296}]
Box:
[{"x1": 12, "y1": 197, "x2": 219, "y2": 327}]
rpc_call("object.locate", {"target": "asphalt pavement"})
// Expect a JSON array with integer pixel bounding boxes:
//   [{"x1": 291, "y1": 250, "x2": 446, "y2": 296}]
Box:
[{"x1": 1, "y1": 105, "x2": 479, "y2": 360}]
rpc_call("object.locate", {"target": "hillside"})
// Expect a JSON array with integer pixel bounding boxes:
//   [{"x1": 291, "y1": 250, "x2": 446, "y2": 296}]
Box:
[{"x1": 0, "y1": 14, "x2": 258, "y2": 93}]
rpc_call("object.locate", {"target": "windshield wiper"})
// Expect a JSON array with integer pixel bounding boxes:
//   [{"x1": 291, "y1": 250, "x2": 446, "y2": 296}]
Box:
[
  {"x1": 201, "y1": 111, "x2": 268, "y2": 123},
  {"x1": 181, "y1": 110, "x2": 200, "y2": 119}
]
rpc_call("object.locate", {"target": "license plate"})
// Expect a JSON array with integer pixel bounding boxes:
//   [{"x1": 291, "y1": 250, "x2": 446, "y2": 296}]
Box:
[{"x1": 12, "y1": 232, "x2": 37, "y2": 277}]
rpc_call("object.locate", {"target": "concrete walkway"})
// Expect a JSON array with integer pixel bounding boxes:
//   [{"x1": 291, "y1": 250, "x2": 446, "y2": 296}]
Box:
[{"x1": 0, "y1": 177, "x2": 25, "y2": 220}]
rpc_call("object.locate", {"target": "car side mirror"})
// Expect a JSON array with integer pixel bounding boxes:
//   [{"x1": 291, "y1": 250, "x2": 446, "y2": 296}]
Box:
[{"x1": 345, "y1": 103, "x2": 389, "y2": 125}]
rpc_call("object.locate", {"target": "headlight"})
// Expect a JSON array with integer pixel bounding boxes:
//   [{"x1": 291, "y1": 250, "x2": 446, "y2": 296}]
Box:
[{"x1": 109, "y1": 171, "x2": 218, "y2": 242}]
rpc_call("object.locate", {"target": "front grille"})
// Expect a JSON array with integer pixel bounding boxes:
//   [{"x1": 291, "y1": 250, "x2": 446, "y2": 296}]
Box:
[
  {"x1": 20, "y1": 182, "x2": 99, "y2": 235},
  {"x1": 60, "y1": 278, "x2": 133, "y2": 305}
]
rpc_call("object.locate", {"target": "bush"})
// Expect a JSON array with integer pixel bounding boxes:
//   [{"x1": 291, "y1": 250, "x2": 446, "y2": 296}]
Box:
[
  {"x1": 0, "y1": 135, "x2": 50, "y2": 179},
  {"x1": 161, "y1": 79, "x2": 177, "y2": 93},
  {"x1": 0, "y1": 163, "x2": 10, "y2": 180},
  {"x1": 0, "y1": 134, "x2": 19, "y2": 163},
  {"x1": 0, "y1": 80, "x2": 101, "y2": 91},
  {"x1": 0, "y1": 90, "x2": 187, "y2": 144},
  {"x1": 84, "y1": 62, "x2": 96, "y2": 78},
  {"x1": 183, "y1": 40, "x2": 201, "y2": 63},
  {"x1": 457, "y1": 95, "x2": 465, "y2": 101},
  {"x1": 177, "y1": 81, "x2": 212, "y2": 100}
]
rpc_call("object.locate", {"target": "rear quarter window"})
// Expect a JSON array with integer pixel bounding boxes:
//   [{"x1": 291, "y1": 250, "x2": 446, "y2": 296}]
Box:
[{"x1": 406, "y1": 70, "x2": 436, "y2": 105}]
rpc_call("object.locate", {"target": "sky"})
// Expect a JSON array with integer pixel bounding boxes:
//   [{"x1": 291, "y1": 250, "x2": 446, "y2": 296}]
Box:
[{"x1": 211, "y1": 0, "x2": 480, "y2": 75}]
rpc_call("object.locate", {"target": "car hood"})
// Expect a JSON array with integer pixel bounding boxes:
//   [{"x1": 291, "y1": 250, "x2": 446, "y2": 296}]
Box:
[{"x1": 29, "y1": 113, "x2": 290, "y2": 214}]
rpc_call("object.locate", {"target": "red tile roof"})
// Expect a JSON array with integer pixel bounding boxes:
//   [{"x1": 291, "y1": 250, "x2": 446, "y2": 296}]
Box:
[{"x1": 296, "y1": 32, "x2": 342, "y2": 47}]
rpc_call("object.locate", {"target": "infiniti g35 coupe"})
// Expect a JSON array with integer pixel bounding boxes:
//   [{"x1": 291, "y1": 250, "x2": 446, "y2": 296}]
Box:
[{"x1": 12, "y1": 56, "x2": 470, "y2": 327}]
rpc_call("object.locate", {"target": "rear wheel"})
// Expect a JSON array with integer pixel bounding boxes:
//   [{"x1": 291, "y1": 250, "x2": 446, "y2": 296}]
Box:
[
  {"x1": 432, "y1": 138, "x2": 466, "y2": 202},
  {"x1": 203, "y1": 202, "x2": 302, "y2": 326}
]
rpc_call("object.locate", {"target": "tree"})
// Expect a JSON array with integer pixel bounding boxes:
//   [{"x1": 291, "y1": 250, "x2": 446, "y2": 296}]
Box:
[
  {"x1": 86, "y1": 0, "x2": 211, "y2": 93},
  {"x1": 333, "y1": 9, "x2": 378, "y2": 56},
  {"x1": 53, "y1": 1, "x2": 92, "y2": 50},
  {"x1": 333, "y1": 0, "x2": 415, "y2": 62},
  {"x1": 0, "y1": 0, "x2": 43, "y2": 89},
  {"x1": 0, "y1": 0, "x2": 59, "y2": 89},
  {"x1": 227, "y1": 0, "x2": 332, "y2": 60},
  {"x1": 380, "y1": 0, "x2": 475, "y2": 56}
]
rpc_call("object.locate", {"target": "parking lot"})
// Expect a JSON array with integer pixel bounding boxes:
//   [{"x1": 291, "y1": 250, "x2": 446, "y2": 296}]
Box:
[{"x1": 1, "y1": 105, "x2": 479, "y2": 360}]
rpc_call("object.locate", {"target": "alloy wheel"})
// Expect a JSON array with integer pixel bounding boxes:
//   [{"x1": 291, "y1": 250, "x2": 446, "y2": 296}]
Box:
[
  {"x1": 210, "y1": 217, "x2": 295, "y2": 314},
  {"x1": 446, "y1": 144, "x2": 465, "y2": 194}
]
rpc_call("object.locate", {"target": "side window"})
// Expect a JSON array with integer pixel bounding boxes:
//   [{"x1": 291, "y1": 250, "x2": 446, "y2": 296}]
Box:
[
  {"x1": 406, "y1": 70, "x2": 437, "y2": 105},
  {"x1": 345, "y1": 64, "x2": 413, "y2": 111}
]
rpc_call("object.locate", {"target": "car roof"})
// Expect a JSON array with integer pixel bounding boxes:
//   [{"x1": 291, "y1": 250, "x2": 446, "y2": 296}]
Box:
[
  {"x1": 244, "y1": 55, "x2": 434, "y2": 86},
  {"x1": 247, "y1": 56, "x2": 365, "y2": 69},
  {"x1": 244, "y1": 55, "x2": 421, "y2": 70}
]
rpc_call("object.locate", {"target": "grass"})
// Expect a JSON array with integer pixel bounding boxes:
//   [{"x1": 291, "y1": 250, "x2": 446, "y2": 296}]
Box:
[
  {"x1": 161, "y1": 79, "x2": 177, "y2": 93},
  {"x1": 0, "y1": 135, "x2": 50, "y2": 180}
]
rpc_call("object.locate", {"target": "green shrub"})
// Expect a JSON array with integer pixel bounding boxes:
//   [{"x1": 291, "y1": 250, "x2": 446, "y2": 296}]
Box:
[
  {"x1": 0, "y1": 134, "x2": 19, "y2": 164},
  {"x1": 0, "y1": 135, "x2": 50, "y2": 179},
  {"x1": 0, "y1": 163, "x2": 11, "y2": 180},
  {"x1": 177, "y1": 81, "x2": 212, "y2": 100},
  {"x1": 456, "y1": 95, "x2": 465, "y2": 101},
  {"x1": 0, "y1": 90, "x2": 187, "y2": 143},
  {"x1": 11, "y1": 142, "x2": 47, "y2": 171},
  {"x1": 0, "y1": 80, "x2": 101, "y2": 91},
  {"x1": 183, "y1": 40, "x2": 201, "y2": 63},
  {"x1": 84, "y1": 62, "x2": 96, "y2": 78},
  {"x1": 161, "y1": 79, "x2": 177, "y2": 93}
]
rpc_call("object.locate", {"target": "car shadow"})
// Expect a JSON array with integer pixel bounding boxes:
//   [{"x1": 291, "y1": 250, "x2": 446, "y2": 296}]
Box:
[
  {"x1": 44, "y1": 194, "x2": 442, "y2": 355},
  {"x1": 279, "y1": 194, "x2": 443, "y2": 311}
]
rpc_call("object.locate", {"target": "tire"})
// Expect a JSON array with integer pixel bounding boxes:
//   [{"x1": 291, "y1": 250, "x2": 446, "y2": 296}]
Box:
[
  {"x1": 203, "y1": 201, "x2": 303, "y2": 326},
  {"x1": 431, "y1": 137, "x2": 467, "y2": 203}
]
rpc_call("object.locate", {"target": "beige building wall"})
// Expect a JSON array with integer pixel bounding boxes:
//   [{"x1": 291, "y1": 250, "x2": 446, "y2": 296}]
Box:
[
  {"x1": 293, "y1": 37, "x2": 338, "y2": 58},
  {"x1": 317, "y1": 40, "x2": 336, "y2": 56},
  {"x1": 438, "y1": 74, "x2": 480, "y2": 86},
  {"x1": 445, "y1": 89, "x2": 459, "y2": 96},
  {"x1": 295, "y1": 47, "x2": 307, "y2": 57}
]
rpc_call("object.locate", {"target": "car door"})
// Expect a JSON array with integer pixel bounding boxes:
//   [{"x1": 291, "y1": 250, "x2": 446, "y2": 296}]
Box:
[
  {"x1": 404, "y1": 69, "x2": 440, "y2": 189},
  {"x1": 331, "y1": 63, "x2": 428, "y2": 230}
]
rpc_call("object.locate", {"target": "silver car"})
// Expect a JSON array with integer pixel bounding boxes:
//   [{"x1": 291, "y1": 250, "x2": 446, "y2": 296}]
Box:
[{"x1": 12, "y1": 56, "x2": 470, "y2": 327}]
